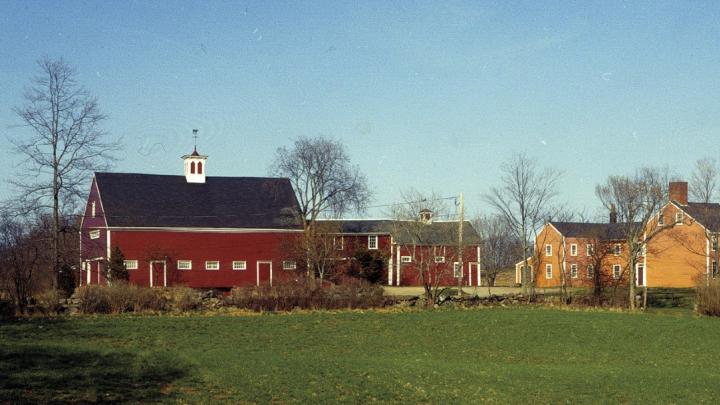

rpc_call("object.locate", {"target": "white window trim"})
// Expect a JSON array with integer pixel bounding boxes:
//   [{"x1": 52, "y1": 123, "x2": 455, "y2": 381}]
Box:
[
  {"x1": 334, "y1": 236, "x2": 344, "y2": 250},
  {"x1": 453, "y1": 262, "x2": 462, "y2": 278},
  {"x1": 368, "y1": 235, "x2": 378, "y2": 250},
  {"x1": 232, "y1": 260, "x2": 247, "y2": 271},
  {"x1": 205, "y1": 261, "x2": 220, "y2": 271},
  {"x1": 401, "y1": 255, "x2": 412, "y2": 263},
  {"x1": 434, "y1": 256, "x2": 445, "y2": 263},
  {"x1": 614, "y1": 244, "x2": 622, "y2": 256},
  {"x1": 282, "y1": 260, "x2": 297, "y2": 270},
  {"x1": 613, "y1": 264, "x2": 622, "y2": 279},
  {"x1": 570, "y1": 264, "x2": 578, "y2": 278},
  {"x1": 545, "y1": 264, "x2": 553, "y2": 279},
  {"x1": 586, "y1": 244, "x2": 594, "y2": 256},
  {"x1": 124, "y1": 260, "x2": 138, "y2": 270},
  {"x1": 587, "y1": 264, "x2": 594, "y2": 279},
  {"x1": 658, "y1": 213, "x2": 665, "y2": 226},
  {"x1": 675, "y1": 211, "x2": 684, "y2": 224},
  {"x1": 570, "y1": 244, "x2": 577, "y2": 257},
  {"x1": 177, "y1": 260, "x2": 192, "y2": 270},
  {"x1": 91, "y1": 201, "x2": 96, "y2": 217},
  {"x1": 89, "y1": 229, "x2": 100, "y2": 240},
  {"x1": 545, "y1": 244, "x2": 552, "y2": 257}
]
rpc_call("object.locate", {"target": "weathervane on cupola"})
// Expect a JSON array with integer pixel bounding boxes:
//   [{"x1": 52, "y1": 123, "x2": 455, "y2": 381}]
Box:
[{"x1": 182, "y1": 129, "x2": 208, "y2": 184}]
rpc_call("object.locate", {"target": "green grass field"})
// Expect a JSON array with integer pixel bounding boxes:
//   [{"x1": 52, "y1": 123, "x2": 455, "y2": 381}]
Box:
[{"x1": 2, "y1": 307, "x2": 720, "y2": 403}]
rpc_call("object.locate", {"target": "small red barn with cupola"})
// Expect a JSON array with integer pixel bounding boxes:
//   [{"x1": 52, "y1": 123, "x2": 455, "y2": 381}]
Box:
[{"x1": 79, "y1": 146, "x2": 303, "y2": 289}]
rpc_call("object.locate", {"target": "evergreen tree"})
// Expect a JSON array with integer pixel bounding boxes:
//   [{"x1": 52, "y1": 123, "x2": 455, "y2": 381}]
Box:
[{"x1": 107, "y1": 246, "x2": 129, "y2": 282}]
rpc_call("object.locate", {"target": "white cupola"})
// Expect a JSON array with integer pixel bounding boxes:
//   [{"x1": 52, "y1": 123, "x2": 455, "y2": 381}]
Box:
[{"x1": 182, "y1": 129, "x2": 208, "y2": 183}]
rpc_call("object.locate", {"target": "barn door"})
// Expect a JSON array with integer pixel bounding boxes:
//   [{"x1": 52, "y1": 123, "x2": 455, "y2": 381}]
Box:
[
  {"x1": 469, "y1": 263, "x2": 480, "y2": 287},
  {"x1": 150, "y1": 261, "x2": 167, "y2": 287},
  {"x1": 257, "y1": 261, "x2": 272, "y2": 286}
]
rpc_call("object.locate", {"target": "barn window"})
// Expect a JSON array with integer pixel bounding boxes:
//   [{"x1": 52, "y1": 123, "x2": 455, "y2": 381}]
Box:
[
  {"x1": 334, "y1": 236, "x2": 344, "y2": 250},
  {"x1": 205, "y1": 261, "x2": 220, "y2": 270},
  {"x1": 198, "y1": 161, "x2": 203, "y2": 174},
  {"x1": 89, "y1": 230, "x2": 100, "y2": 239},
  {"x1": 232, "y1": 261, "x2": 247, "y2": 271},
  {"x1": 401, "y1": 256, "x2": 412, "y2": 263},
  {"x1": 570, "y1": 244, "x2": 577, "y2": 256},
  {"x1": 368, "y1": 235, "x2": 378, "y2": 250},
  {"x1": 177, "y1": 260, "x2": 192, "y2": 270},
  {"x1": 587, "y1": 264, "x2": 594, "y2": 278},
  {"x1": 124, "y1": 260, "x2": 138, "y2": 270},
  {"x1": 545, "y1": 264, "x2": 553, "y2": 279},
  {"x1": 190, "y1": 161, "x2": 196, "y2": 174},
  {"x1": 283, "y1": 260, "x2": 296, "y2": 270},
  {"x1": 91, "y1": 201, "x2": 96, "y2": 217},
  {"x1": 434, "y1": 256, "x2": 445, "y2": 263},
  {"x1": 545, "y1": 244, "x2": 552, "y2": 256},
  {"x1": 570, "y1": 264, "x2": 578, "y2": 279},
  {"x1": 613, "y1": 265, "x2": 622, "y2": 279},
  {"x1": 453, "y1": 262, "x2": 462, "y2": 278}
]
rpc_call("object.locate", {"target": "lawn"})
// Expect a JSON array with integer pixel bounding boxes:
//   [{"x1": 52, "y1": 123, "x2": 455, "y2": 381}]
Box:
[{"x1": 2, "y1": 307, "x2": 720, "y2": 403}]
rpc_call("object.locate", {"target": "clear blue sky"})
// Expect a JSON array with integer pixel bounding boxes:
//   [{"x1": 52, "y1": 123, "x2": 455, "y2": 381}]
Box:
[{"x1": 2, "y1": 1, "x2": 719, "y2": 219}]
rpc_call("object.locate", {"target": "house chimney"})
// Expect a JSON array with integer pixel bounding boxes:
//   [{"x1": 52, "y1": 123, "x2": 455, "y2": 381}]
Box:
[
  {"x1": 669, "y1": 181, "x2": 688, "y2": 205},
  {"x1": 419, "y1": 208, "x2": 433, "y2": 224},
  {"x1": 609, "y1": 204, "x2": 617, "y2": 224}
]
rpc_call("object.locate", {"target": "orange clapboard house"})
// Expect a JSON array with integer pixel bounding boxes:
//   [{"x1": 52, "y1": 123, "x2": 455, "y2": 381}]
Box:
[
  {"x1": 644, "y1": 182, "x2": 718, "y2": 287},
  {"x1": 524, "y1": 215, "x2": 631, "y2": 288}
]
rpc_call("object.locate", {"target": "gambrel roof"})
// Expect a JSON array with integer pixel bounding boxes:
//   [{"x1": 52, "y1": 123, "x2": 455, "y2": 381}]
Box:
[{"x1": 94, "y1": 172, "x2": 303, "y2": 229}]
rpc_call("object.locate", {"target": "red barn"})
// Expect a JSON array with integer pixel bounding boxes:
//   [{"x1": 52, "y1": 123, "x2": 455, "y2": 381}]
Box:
[
  {"x1": 322, "y1": 215, "x2": 483, "y2": 287},
  {"x1": 79, "y1": 148, "x2": 303, "y2": 289}
]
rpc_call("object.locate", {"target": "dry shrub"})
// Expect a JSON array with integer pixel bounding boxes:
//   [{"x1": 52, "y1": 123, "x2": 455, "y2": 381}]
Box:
[
  {"x1": 696, "y1": 279, "x2": 720, "y2": 316},
  {"x1": 77, "y1": 285, "x2": 111, "y2": 314},
  {"x1": 132, "y1": 287, "x2": 165, "y2": 312},
  {"x1": 226, "y1": 277, "x2": 386, "y2": 312},
  {"x1": 105, "y1": 282, "x2": 135, "y2": 313},
  {"x1": 34, "y1": 289, "x2": 65, "y2": 315},
  {"x1": 166, "y1": 287, "x2": 201, "y2": 312},
  {"x1": 76, "y1": 284, "x2": 165, "y2": 314}
]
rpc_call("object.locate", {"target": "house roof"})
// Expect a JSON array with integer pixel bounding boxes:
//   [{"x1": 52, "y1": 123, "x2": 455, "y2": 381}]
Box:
[
  {"x1": 549, "y1": 222, "x2": 629, "y2": 240},
  {"x1": 320, "y1": 219, "x2": 481, "y2": 245},
  {"x1": 94, "y1": 172, "x2": 303, "y2": 229},
  {"x1": 679, "y1": 202, "x2": 720, "y2": 231}
]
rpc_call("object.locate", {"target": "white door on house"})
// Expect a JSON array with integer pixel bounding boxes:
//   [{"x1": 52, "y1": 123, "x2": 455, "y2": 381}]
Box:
[
  {"x1": 469, "y1": 262, "x2": 480, "y2": 286},
  {"x1": 636, "y1": 264, "x2": 645, "y2": 287}
]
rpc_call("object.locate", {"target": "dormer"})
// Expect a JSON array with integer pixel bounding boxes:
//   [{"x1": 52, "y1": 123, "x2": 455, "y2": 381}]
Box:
[{"x1": 182, "y1": 147, "x2": 208, "y2": 183}]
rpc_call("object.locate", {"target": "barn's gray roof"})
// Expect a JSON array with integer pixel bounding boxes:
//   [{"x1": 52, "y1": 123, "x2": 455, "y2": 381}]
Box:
[
  {"x1": 94, "y1": 172, "x2": 303, "y2": 229},
  {"x1": 321, "y1": 219, "x2": 481, "y2": 245}
]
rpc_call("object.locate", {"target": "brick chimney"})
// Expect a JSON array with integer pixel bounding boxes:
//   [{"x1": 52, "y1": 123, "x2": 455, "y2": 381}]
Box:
[
  {"x1": 669, "y1": 181, "x2": 688, "y2": 205},
  {"x1": 609, "y1": 204, "x2": 617, "y2": 224}
]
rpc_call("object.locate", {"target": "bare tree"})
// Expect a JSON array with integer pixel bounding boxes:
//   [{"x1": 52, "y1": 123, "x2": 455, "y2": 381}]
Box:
[
  {"x1": 270, "y1": 136, "x2": 371, "y2": 278},
  {"x1": 484, "y1": 153, "x2": 562, "y2": 295},
  {"x1": 595, "y1": 168, "x2": 667, "y2": 310},
  {"x1": 690, "y1": 158, "x2": 718, "y2": 204},
  {"x1": 8, "y1": 57, "x2": 120, "y2": 289},
  {"x1": 474, "y1": 214, "x2": 521, "y2": 293},
  {"x1": 389, "y1": 190, "x2": 460, "y2": 306}
]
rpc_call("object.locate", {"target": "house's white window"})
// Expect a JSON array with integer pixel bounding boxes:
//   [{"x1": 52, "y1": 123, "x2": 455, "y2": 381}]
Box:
[
  {"x1": 570, "y1": 264, "x2": 578, "y2": 278},
  {"x1": 89, "y1": 230, "x2": 100, "y2": 239},
  {"x1": 124, "y1": 260, "x2": 138, "y2": 270},
  {"x1": 177, "y1": 260, "x2": 192, "y2": 270},
  {"x1": 675, "y1": 211, "x2": 684, "y2": 224},
  {"x1": 205, "y1": 261, "x2": 220, "y2": 270},
  {"x1": 91, "y1": 201, "x2": 96, "y2": 217},
  {"x1": 545, "y1": 244, "x2": 552, "y2": 256},
  {"x1": 587, "y1": 264, "x2": 594, "y2": 279},
  {"x1": 614, "y1": 244, "x2": 622, "y2": 256},
  {"x1": 713, "y1": 261, "x2": 718, "y2": 278},
  {"x1": 570, "y1": 244, "x2": 577, "y2": 257},
  {"x1": 434, "y1": 256, "x2": 445, "y2": 263},
  {"x1": 713, "y1": 235, "x2": 719, "y2": 251},
  {"x1": 613, "y1": 264, "x2": 622, "y2": 279},
  {"x1": 401, "y1": 256, "x2": 412, "y2": 263},
  {"x1": 586, "y1": 244, "x2": 594, "y2": 256},
  {"x1": 232, "y1": 261, "x2": 247, "y2": 271},
  {"x1": 658, "y1": 213, "x2": 665, "y2": 226},
  {"x1": 283, "y1": 260, "x2": 297, "y2": 270},
  {"x1": 368, "y1": 235, "x2": 378, "y2": 250},
  {"x1": 334, "y1": 236, "x2": 344, "y2": 250},
  {"x1": 545, "y1": 264, "x2": 553, "y2": 279},
  {"x1": 453, "y1": 262, "x2": 462, "y2": 278}
]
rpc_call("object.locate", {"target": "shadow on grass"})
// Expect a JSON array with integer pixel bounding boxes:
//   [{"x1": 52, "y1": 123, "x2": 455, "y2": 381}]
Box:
[{"x1": 0, "y1": 345, "x2": 189, "y2": 403}]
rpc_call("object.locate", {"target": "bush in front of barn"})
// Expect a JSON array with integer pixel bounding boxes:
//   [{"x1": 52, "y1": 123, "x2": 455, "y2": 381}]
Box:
[
  {"x1": 226, "y1": 277, "x2": 386, "y2": 311},
  {"x1": 75, "y1": 284, "x2": 203, "y2": 314},
  {"x1": 696, "y1": 278, "x2": 720, "y2": 316}
]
